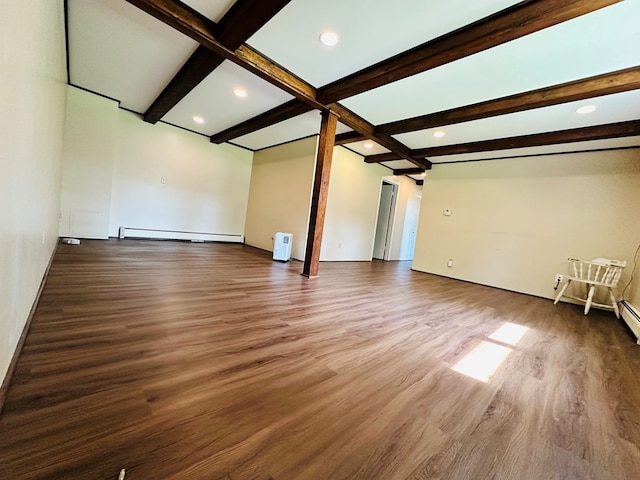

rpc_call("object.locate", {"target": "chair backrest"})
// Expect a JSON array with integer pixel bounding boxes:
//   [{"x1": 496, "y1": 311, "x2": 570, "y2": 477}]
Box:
[{"x1": 567, "y1": 258, "x2": 626, "y2": 287}]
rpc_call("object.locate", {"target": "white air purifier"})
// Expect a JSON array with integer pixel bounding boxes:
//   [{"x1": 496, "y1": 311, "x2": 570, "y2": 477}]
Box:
[{"x1": 273, "y1": 232, "x2": 293, "y2": 261}]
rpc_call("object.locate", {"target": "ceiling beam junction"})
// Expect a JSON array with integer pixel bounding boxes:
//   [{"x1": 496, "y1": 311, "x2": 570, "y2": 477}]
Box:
[{"x1": 142, "y1": 0, "x2": 292, "y2": 124}]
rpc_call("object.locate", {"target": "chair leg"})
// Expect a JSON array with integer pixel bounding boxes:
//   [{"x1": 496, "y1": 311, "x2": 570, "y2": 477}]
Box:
[
  {"x1": 585, "y1": 284, "x2": 595, "y2": 315},
  {"x1": 554, "y1": 280, "x2": 571, "y2": 305},
  {"x1": 609, "y1": 288, "x2": 620, "y2": 319}
]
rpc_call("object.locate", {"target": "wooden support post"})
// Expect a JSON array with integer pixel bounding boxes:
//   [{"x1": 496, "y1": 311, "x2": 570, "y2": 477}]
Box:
[{"x1": 302, "y1": 110, "x2": 338, "y2": 278}]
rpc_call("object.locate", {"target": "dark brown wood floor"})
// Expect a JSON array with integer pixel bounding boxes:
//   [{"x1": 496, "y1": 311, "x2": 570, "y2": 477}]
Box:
[{"x1": 1, "y1": 240, "x2": 639, "y2": 480}]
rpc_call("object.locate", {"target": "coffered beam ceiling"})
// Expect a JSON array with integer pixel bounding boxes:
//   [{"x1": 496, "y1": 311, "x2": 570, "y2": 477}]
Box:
[
  {"x1": 204, "y1": 0, "x2": 620, "y2": 151},
  {"x1": 127, "y1": 0, "x2": 623, "y2": 166},
  {"x1": 411, "y1": 120, "x2": 640, "y2": 157},
  {"x1": 143, "y1": 0, "x2": 291, "y2": 124},
  {"x1": 126, "y1": 0, "x2": 424, "y2": 165}
]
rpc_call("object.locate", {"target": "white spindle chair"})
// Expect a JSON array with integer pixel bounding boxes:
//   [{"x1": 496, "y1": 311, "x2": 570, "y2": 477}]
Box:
[{"x1": 554, "y1": 258, "x2": 626, "y2": 318}]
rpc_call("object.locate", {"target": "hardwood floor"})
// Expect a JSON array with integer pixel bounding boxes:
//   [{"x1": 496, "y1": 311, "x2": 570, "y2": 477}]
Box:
[{"x1": 1, "y1": 239, "x2": 639, "y2": 479}]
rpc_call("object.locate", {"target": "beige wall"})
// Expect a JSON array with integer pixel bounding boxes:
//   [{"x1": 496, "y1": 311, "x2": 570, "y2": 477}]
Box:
[
  {"x1": 0, "y1": 0, "x2": 67, "y2": 381},
  {"x1": 321, "y1": 147, "x2": 391, "y2": 261},
  {"x1": 413, "y1": 149, "x2": 640, "y2": 304},
  {"x1": 244, "y1": 137, "x2": 317, "y2": 260}
]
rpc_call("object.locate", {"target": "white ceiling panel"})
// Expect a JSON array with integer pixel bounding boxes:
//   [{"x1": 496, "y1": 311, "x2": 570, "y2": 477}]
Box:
[
  {"x1": 395, "y1": 90, "x2": 640, "y2": 149},
  {"x1": 68, "y1": 0, "x2": 199, "y2": 113},
  {"x1": 345, "y1": 141, "x2": 390, "y2": 156},
  {"x1": 233, "y1": 113, "x2": 351, "y2": 151},
  {"x1": 247, "y1": 0, "x2": 522, "y2": 87},
  {"x1": 342, "y1": 1, "x2": 640, "y2": 125},
  {"x1": 181, "y1": 0, "x2": 235, "y2": 22},
  {"x1": 428, "y1": 137, "x2": 640, "y2": 164},
  {"x1": 162, "y1": 61, "x2": 294, "y2": 136}
]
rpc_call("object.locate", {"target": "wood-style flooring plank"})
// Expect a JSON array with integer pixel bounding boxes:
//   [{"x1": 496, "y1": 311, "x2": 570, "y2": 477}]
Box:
[{"x1": 0, "y1": 239, "x2": 639, "y2": 480}]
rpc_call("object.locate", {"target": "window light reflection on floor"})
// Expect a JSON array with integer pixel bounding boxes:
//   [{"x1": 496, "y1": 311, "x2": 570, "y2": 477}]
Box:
[
  {"x1": 451, "y1": 341, "x2": 512, "y2": 383},
  {"x1": 489, "y1": 322, "x2": 530, "y2": 346},
  {"x1": 451, "y1": 322, "x2": 530, "y2": 382}
]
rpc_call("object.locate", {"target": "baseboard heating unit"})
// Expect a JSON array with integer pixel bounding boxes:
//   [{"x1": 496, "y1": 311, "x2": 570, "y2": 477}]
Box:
[
  {"x1": 118, "y1": 227, "x2": 243, "y2": 243},
  {"x1": 620, "y1": 301, "x2": 640, "y2": 345}
]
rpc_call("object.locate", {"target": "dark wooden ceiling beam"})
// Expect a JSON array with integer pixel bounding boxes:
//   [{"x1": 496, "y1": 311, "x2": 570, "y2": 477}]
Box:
[
  {"x1": 364, "y1": 152, "x2": 404, "y2": 163},
  {"x1": 144, "y1": 46, "x2": 223, "y2": 124},
  {"x1": 412, "y1": 120, "x2": 640, "y2": 157},
  {"x1": 211, "y1": 99, "x2": 313, "y2": 143},
  {"x1": 142, "y1": 0, "x2": 291, "y2": 123},
  {"x1": 335, "y1": 131, "x2": 368, "y2": 145},
  {"x1": 377, "y1": 66, "x2": 640, "y2": 135},
  {"x1": 393, "y1": 168, "x2": 426, "y2": 175},
  {"x1": 317, "y1": 0, "x2": 621, "y2": 103}
]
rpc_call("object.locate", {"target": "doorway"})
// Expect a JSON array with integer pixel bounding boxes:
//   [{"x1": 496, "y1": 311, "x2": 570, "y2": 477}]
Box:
[{"x1": 372, "y1": 180, "x2": 398, "y2": 260}]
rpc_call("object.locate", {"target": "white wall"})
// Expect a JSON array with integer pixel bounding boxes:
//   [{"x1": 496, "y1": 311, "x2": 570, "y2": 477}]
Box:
[
  {"x1": 0, "y1": 0, "x2": 67, "y2": 382},
  {"x1": 109, "y1": 110, "x2": 253, "y2": 238},
  {"x1": 321, "y1": 147, "x2": 390, "y2": 261},
  {"x1": 413, "y1": 149, "x2": 640, "y2": 302},
  {"x1": 59, "y1": 87, "x2": 253, "y2": 242},
  {"x1": 244, "y1": 137, "x2": 317, "y2": 260},
  {"x1": 60, "y1": 87, "x2": 118, "y2": 238}
]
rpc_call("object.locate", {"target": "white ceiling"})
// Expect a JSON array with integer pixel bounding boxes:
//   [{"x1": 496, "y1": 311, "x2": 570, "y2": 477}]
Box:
[{"x1": 67, "y1": 0, "x2": 640, "y2": 163}]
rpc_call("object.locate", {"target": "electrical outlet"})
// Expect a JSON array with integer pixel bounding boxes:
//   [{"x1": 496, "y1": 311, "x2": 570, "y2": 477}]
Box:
[
  {"x1": 447, "y1": 259, "x2": 453, "y2": 267},
  {"x1": 555, "y1": 274, "x2": 563, "y2": 283}
]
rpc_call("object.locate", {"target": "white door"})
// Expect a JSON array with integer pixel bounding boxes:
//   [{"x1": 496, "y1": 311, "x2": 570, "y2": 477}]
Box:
[
  {"x1": 399, "y1": 191, "x2": 422, "y2": 261},
  {"x1": 373, "y1": 183, "x2": 395, "y2": 260}
]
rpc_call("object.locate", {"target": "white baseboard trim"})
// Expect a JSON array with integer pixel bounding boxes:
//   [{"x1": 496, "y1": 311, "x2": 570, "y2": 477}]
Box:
[
  {"x1": 620, "y1": 301, "x2": 640, "y2": 345},
  {"x1": 118, "y1": 226, "x2": 244, "y2": 244}
]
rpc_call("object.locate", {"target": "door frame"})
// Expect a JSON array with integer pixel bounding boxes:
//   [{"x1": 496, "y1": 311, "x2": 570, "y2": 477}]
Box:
[{"x1": 372, "y1": 178, "x2": 399, "y2": 261}]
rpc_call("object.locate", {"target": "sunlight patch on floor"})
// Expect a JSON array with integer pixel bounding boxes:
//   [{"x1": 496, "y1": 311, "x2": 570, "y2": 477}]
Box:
[{"x1": 452, "y1": 322, "x2": 530, "y2": 382}]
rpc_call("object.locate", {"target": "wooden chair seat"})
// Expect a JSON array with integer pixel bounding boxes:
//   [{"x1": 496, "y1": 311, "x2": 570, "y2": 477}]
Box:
[{"x1": 553, "y1": 258, "x2": 626, "y2": 318}]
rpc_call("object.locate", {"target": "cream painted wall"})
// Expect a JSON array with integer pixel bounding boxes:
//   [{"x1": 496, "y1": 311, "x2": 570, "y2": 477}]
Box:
[
  {"x1": 626, "y1": 248, "x2": 640, "y2": 309},
  {"x1": 109, "y1": 110, "x2": 253, "y2": 238},
  {"x1": 60, "y1": 87, "x2": 118, "y2": 239},
  {"x1": 321, "y1": 147, "x2": 390, "y2": 261},
  {"x1": 413, "y1": 149, "x2": 640, "y2": 303},
  {"x1": 244, "y1": 136, "x2": 317, "y2": 260},
  {"x1": 0, "y1": 1, "x2": 67, "y2": 382}
]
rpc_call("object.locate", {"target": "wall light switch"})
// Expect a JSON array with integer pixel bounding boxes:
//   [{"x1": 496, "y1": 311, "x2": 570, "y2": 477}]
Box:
[
  {"x1": 161, "y1": 176, "x2": 167, "y2": 184},
  {"x1": 444, "y1": 209, "x2": 452, "y2": 216}
]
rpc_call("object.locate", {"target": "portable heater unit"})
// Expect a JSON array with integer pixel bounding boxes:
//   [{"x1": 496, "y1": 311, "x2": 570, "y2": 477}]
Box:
[{"x1": 273, "y1": 232, "x2": 293, "y2": 261}]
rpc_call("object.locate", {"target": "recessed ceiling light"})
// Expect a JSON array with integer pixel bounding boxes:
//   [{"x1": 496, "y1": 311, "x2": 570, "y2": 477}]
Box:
[
  {"x1": 363, "y1": 142, "x2": 374, "y2": 149},
  {"x1": 576, "y1": 105, "x2": 597, "y2": 114},
  {"x1": 433, "y1": 130, "x2": 446, "y2": 138},
  {"x1": 193, "y1": 115, "x2": 204, "y2": 124},
  {"x1": 319, "y1": 31, "x2": 340, "y2": 47},
  {"x1": 233, "y1": 88, "x2": 247, "y2": 98}
]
